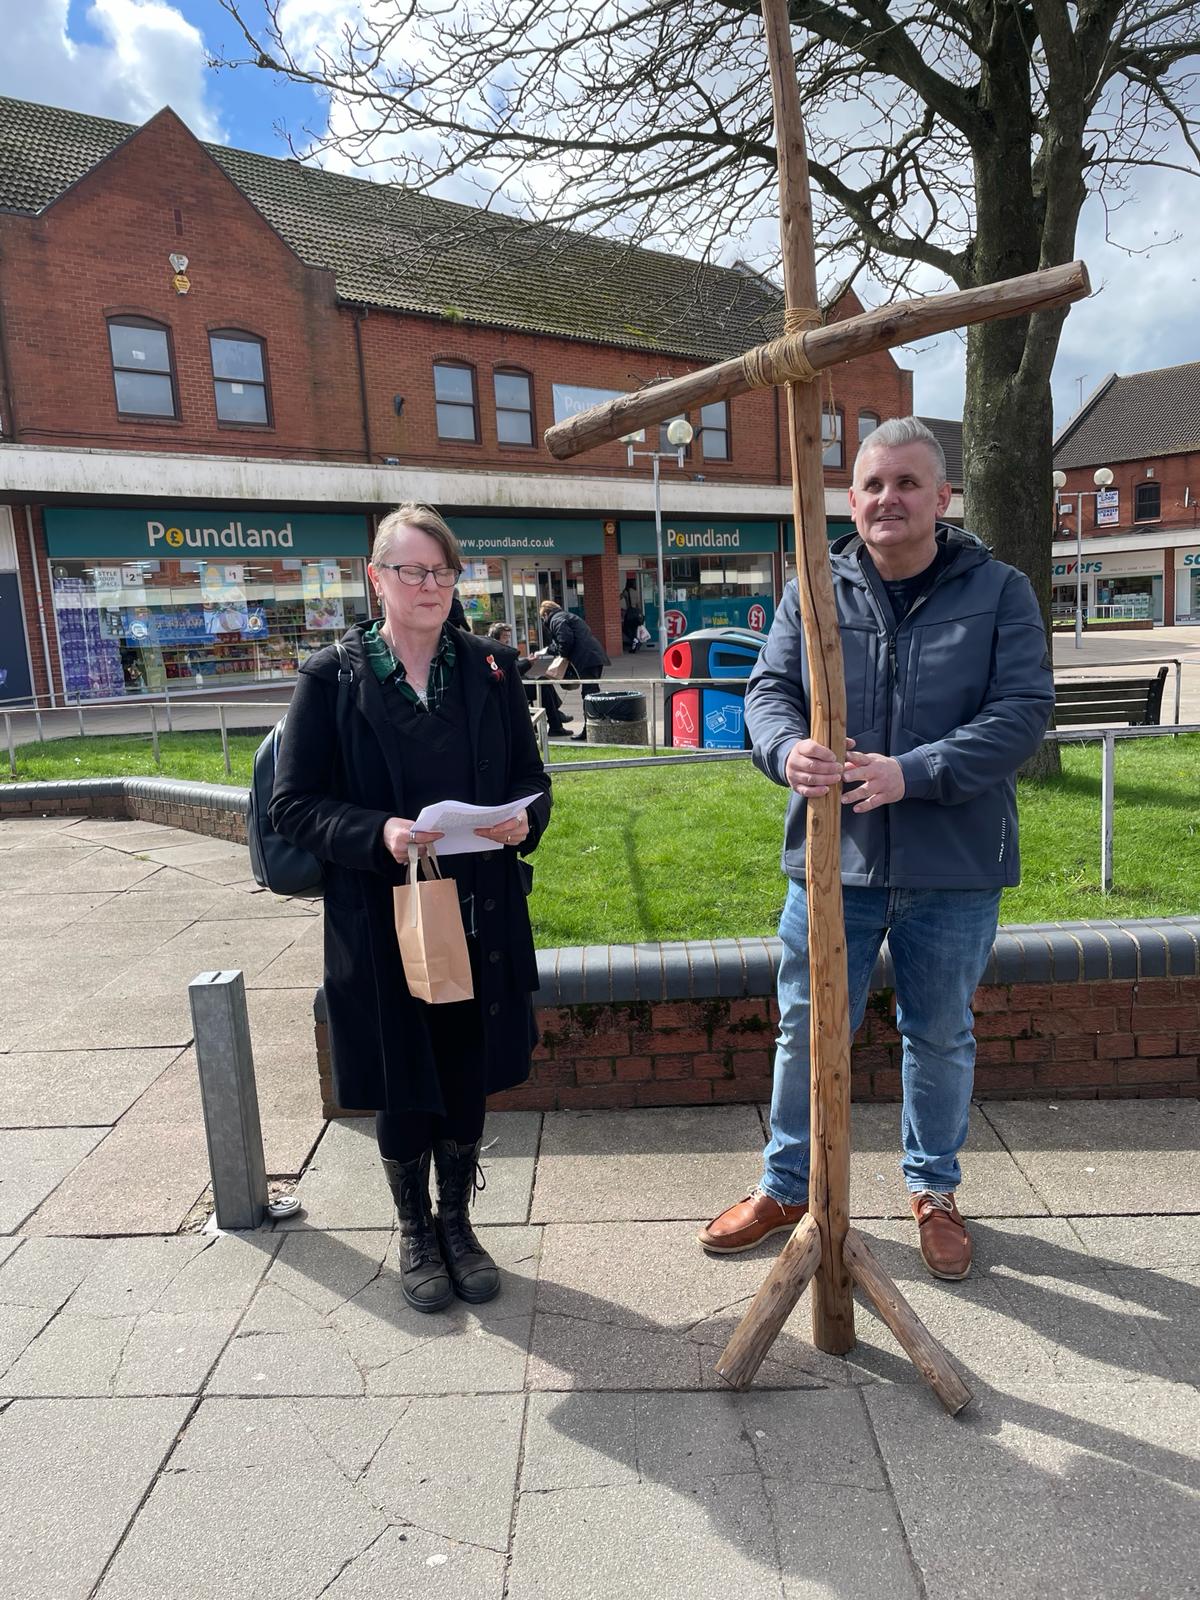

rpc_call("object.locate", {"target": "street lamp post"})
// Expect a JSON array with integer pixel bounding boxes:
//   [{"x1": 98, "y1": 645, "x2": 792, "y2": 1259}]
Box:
[
  {"x1": 625, "y1": 417, "x2": 694, "y2": 659},
  {"x1": 1052, "y1": 465, "x2": 1114, "y2": 649}
]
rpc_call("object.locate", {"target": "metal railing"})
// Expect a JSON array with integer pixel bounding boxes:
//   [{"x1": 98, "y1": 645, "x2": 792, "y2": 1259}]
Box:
[
  {"x1": 2, "y1": 696, "x2": 287, "y2": 780},
  {"x1": 4, "y1": 670, "x2": 1196, "y2": 897},
  {"x1": 550, "y1": 722, "x2": 1200, "y2": 899}
]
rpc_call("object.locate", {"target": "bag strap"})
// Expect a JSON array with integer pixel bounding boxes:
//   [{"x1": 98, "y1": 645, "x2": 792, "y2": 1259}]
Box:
[
  {"x1": 334, "y1": 642, "x2": 352, "y2": 727},
  {"x1": 406, "y1": 840, "x2": 444, "y2": 881}
]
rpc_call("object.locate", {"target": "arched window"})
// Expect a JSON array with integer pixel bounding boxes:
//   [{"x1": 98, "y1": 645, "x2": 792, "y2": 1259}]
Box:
[
  {"x1": 1134, "y1": 481, "x2": 1161, "y2": 521},
  {"x1": 857, "y1": 410, "x2": 880, "y2": 447},
  {"x1": 434, "y1": 361, "x2": 479, "y2": 441},
  {"x1": 209, "y1": 330, "x2": 270, "y2": 426},
  {"x1": 107, "y1": 316, "x2": 178, "y2": 419},
  {"x1": 493, "y1": 367, "x2": 535, "y2": 446},
  {"x1": 822, "y1": 406, "x2": 845, "y2": 469}
]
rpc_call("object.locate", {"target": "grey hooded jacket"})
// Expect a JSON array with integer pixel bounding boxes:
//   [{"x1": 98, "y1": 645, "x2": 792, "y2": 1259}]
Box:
[{"x1": 745, "y1": 524, "x2": 1054, "y2": 889}]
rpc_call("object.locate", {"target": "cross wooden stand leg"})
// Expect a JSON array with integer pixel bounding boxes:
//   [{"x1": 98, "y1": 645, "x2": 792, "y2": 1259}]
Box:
[{"x1": 543, "y1": 0, "x2": 1088, "y2": 1420}]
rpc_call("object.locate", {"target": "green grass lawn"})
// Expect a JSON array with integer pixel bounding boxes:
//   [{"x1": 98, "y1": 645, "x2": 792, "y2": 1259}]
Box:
[{"x1": 4, "y1": 730, "x2": 1196, "y2": 941}]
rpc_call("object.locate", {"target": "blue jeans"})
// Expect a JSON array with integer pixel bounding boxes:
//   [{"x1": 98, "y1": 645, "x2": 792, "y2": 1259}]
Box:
[{"x1": 761, "y1": 881, "x2": 1002, "y2": 1204}]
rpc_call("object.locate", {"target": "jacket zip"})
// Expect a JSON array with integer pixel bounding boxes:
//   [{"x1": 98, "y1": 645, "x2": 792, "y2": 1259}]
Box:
[{"x1": 855, "y1": 548, "x2": 965, "y2": 888}]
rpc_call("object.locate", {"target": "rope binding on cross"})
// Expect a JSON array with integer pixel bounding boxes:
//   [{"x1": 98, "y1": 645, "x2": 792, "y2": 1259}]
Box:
[{"x1": 741, "y1": 305, "x2": 823, "y2": 388}]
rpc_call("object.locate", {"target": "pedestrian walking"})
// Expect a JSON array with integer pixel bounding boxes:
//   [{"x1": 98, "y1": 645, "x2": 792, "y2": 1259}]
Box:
[
  {"x1": 700, "y1": 417, "x2": 1053, "y2": 1280},
  {"x1": 538, "y1": 598, "x2": 610, "y2": 741},
  {"x1": 271, "y1": 503, "x2": 551, "y2": 1312}
]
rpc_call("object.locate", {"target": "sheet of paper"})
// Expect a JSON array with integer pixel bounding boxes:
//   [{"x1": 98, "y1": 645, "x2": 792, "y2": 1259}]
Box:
[{"x1": 411, "y1": 793, "x2": 542, "y2": 855}]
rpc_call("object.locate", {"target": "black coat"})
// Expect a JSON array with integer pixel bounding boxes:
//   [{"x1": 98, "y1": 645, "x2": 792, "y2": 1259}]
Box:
[
  {"x1": 543, "y1": 608, "x2": 610, "y2": 675},
  {"x1": 269, "y1": 624, "x2": 552, "y2": 1113}
]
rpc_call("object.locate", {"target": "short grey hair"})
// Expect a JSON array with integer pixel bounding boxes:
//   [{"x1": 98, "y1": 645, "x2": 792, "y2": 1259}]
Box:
[
  {"x1": 371, "y1": 504, "x2": 463, "y2": 569},
  {"x1": 853, "y1": 416, "x2": 947, "y2": 487}
]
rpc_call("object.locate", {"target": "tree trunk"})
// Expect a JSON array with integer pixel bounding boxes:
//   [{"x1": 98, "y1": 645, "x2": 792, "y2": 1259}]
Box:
[
  {"x1": 962, "y1": 337, "x2": 1060, "y2": 779},
  {"x1": 960, "y1": 12, "x2": 1063, "y2": 779}
]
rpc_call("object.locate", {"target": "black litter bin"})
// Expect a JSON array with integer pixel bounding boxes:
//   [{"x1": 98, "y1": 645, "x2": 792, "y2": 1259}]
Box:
[{"x1": 581, "y1": 689, "x2": 648, "y2": 746}]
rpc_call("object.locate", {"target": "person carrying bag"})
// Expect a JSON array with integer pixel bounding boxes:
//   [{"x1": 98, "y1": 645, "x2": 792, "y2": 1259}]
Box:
[
  {"x1": 538, "y1": 599, "x2": 610, "y2": 741},
  {"x1": 270, "y1": 504, "x2": 552, "y2": 1314}
]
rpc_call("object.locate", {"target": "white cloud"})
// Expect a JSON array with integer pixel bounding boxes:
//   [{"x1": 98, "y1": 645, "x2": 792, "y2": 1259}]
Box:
[{"x1": 0, "y1": 0, "x2": 223, "y2": 139}]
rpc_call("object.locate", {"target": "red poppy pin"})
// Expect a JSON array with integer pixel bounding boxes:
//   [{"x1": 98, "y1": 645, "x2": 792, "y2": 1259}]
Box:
[{"x1": 486, "y1": 653, "x2": 504, "y2": 683}]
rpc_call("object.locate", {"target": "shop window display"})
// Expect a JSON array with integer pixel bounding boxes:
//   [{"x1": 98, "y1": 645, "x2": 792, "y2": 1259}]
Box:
[
  {"x1": 642, "y1": 553, "x2": 776, "y2": 636},
  {"x1": 50, "y1": 555, "x2": 368, "y2": 698}
]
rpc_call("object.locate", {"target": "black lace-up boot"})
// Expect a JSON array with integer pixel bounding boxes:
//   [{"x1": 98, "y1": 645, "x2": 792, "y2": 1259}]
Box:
[
  {"x1": 381, "y1": 1150, "x2": 453, "y2": 1312},
  {"x1": 432, "y1": 1138, "x2": 500, "y2": 1303}
]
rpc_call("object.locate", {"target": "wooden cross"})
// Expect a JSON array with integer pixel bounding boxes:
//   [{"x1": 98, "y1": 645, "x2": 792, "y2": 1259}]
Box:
[{"x1": 545, "y1": 0, "x2": 1090, "y2": 1415}]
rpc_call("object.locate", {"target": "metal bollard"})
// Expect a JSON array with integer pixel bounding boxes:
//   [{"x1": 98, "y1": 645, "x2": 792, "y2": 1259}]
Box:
[
  {"x1": 163, "y1": 680, "x2": 174, "y2": 732},
  {"x1": 4, "y1": 713, "x2": 14, "y2": 778},
  {"x1": 218, "y1": 706, "x2": 231, "y2": 776},
  {"x1": 149, "y1": 704, "x2": 161, "y2": 766},
  {"x1": 35, "y1": 707, "x2": 44, "y2": 742},
  {"x1": 76, "y1": 695, "x2": 85, "y2": 736},
  {"x1": 188, "y1": 970, "x2": 268, "y2": 1230}
]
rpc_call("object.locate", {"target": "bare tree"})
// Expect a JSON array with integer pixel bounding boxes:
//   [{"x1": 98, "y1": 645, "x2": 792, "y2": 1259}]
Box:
[{"x1": 218, "y1": 1, "x2": 1200, "y2": 607}]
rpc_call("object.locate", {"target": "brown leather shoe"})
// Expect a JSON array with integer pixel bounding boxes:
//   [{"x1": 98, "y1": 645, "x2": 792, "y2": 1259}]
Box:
[
  {"x1": 910, "y1": 1190, "x2": 972, "y2": 1280},
  {"x1": 698, "y1": 1188, "x2": 807, "y2": 1254}
]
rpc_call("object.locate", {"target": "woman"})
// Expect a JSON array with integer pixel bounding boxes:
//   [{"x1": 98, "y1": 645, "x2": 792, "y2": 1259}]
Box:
[
  {"x1": 271, "y1": 505, "x2": 551, "y2": 1313},
  {"x1": 538, "y1": 598, "x2": 610, "y2": 741},
  {"x1": 487, "y1": 620, "x2": 572, "y2": 737}
]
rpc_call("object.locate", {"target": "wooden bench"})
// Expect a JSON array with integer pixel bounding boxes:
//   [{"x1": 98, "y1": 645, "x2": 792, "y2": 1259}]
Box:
[{"x1": 1053, "y1": 666, "x2": 1168, "y2": 727}]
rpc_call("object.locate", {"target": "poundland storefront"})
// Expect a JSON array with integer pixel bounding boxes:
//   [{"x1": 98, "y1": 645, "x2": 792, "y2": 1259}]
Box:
[
  {"x1": 619, "y1": 516, "x2": 857, "y2": 640},
  {"x1": 619, "y1": 518, "x2": 783, "y2": 639},
  {"x1": 43, "y1": 507, "x2": 371, "y2": 698}
]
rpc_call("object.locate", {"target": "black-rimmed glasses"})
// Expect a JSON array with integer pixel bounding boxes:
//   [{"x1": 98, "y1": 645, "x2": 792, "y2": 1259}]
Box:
[{"x1": 376, "y1": 563, "x2": 460, "y2": 588}]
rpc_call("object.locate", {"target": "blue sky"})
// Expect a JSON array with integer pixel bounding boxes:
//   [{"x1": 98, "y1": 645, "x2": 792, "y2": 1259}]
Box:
[{"x1": 3, "y1": 0, "x2": 1198, "y2": 429}]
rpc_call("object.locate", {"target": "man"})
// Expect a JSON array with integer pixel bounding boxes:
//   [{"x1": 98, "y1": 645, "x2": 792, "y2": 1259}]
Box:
[
  {"x1": 538, "y1": 599, "x2": 610, "y2": 741},
  {"x1": 700, "y1": 417, "x2": 1053, "y2": 1279}
]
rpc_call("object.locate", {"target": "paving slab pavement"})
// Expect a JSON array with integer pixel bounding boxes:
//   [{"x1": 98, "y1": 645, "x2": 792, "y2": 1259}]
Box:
[
  {"x1": 281, "y1": 1111, "x2": 541, "y2": 1231},
  {"x1": 0, "y1": 1397, "x2": 190, "y2": 1600},
  {"x1": 981, "y1": 1097, "x2": 1200, "y2": 1213},
  {"x1": 0, "y1": 1127, "x2": 107, "y2": 1233},
  {"x1": 0, "y1": 1047, "x2": 181, "y2": 1127},
  {"x1": 864, "y1": 1379, "x2": 1200, "y2": 1600},
  {"x1": 2, "y1": 817, "x2": 1199, "y2": 1598}
]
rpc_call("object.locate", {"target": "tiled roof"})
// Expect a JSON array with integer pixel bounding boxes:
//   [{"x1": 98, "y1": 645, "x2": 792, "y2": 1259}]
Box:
[
  {"x1": 916, "y1": 415, "x2": 963, "y2": 489},
  {"x1": 1054, "y1": 363, "x2": 1200, "y2": 469},
  {"x1": 0, "y1": 94, "x2": 784, "y2": 363}
]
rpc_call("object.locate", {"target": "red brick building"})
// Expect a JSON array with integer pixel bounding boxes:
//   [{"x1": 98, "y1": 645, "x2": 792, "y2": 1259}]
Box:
[
  {"x1": 0, "y1": 95, "x2": 915, "y2": 705},
  {"x1": 1052, "y1": 363, "x2": 1200, "y2": 627}
]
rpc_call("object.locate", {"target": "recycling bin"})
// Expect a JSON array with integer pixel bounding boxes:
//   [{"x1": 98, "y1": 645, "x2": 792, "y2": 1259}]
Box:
[{"x1": 662, "y1": 627, "x2": 767, "y2": 750}]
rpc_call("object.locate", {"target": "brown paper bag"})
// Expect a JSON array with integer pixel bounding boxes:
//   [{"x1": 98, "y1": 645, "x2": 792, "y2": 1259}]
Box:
[
  {"x1": 393, "y1": 845, "x2": 474, "y2": 1004},
  {"x1": 543, "y1": 654, "x2": 570, "y2": 680}
]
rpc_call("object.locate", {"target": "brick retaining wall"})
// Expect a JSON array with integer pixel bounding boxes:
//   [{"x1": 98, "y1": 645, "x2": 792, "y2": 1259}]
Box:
[
  {"x1": 483, "y1": 978, "x2": 1200, "y2": 1113},
  {"x1": 0, "y1": 777, "x2": 248, "y2": 842},
  {"x1": 5, "y1": 780, "x2": 1197, "y2": 1111}
]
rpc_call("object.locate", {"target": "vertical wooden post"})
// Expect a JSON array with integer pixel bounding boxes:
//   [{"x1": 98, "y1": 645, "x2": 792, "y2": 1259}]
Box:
[{"x1": 760, "y1": 0, "x2": 855, "y2": 1353}]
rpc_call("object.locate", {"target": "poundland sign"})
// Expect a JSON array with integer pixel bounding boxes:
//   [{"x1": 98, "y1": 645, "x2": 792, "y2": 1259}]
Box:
[
  {"x1": 44, "y1": 507, "x2": 369, "y2": 559},
  {"x1": 619, "y1": 519, "x2": 780, "y2": 555}
]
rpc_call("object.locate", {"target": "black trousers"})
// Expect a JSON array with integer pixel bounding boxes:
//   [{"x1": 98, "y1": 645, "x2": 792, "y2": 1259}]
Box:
[{"x1": 376, "y1": 994, "x2": 487, "y2": 1163}]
